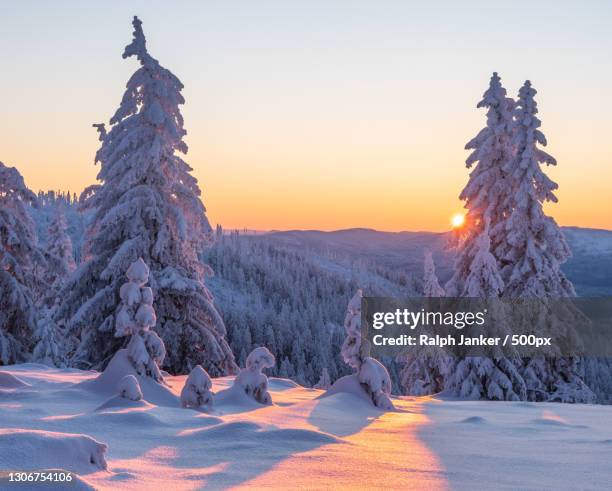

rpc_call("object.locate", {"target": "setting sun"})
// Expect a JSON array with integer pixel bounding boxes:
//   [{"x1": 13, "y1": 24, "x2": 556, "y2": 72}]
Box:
[{"x1": 451, "y1": 213, "x2": 465, "y2": 228}]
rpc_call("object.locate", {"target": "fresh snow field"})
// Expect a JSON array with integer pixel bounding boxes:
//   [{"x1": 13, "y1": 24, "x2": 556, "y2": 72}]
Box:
[{"x1": 1, "y1": 364, "x2": 611, "y2": 490}]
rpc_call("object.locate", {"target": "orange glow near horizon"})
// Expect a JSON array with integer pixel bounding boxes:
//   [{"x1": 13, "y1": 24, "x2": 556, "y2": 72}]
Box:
[
  {"x1": 9, "y1": 137, "x2": 612, "y2": 234},
  {"x1": 2, "y1": 3, "x2": 611, "y2": 233},
  {"x1": 5, "y1": 87, "x2": 609, "y2": 234}
]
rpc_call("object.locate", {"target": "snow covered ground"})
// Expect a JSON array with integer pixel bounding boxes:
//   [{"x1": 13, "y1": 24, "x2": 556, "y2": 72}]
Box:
[{"x1": 1, "y1": 364, "x2": 611, "y2": 490}]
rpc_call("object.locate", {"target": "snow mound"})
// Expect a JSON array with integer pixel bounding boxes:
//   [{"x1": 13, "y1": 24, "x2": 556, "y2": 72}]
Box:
[
  {"x1": 268, "y1": 377, "x2": 300, "y2": 390},
  {"x1": 260, "y1": 427, "x2": 341, "y2": 445},
  {"x1": 323, "y1": 368, "x2": 397, "y2": 411},
  {"x1": 184, "y1": 420, "x2": 261, "y2": 438},
  {"x1": 180, "y1": 420, "x2": 341, "y2": 446},
  {"x1": 529, "y1": 410, "x2": 589, "y2": 429},
  {"x1": 459, "y1": 416, "x2": 487, "y2": 424},
  {"x1": 92, "y1": 405, "x2": 167, "y2": 427},
  {"x1": 320, "y1": 374, "x2": 373, "y2": 404},
  {"x1": 95, "y1": 395, "x2": 153, "y2": 412},
  {"x1": 118, "y1": 374, "x2": 142, "y2": 401},
  {"x1": 0, "y1": 371, "x2": 31, "y2": 389},
  {"x1": 80, "y1": 349, "x2": 177, "y2": 407},
  {"x1": 0, "y1": 429, "x2": 107, "y2": 473},
  {"x1": 513, "y1": 402, "x2": 536, "y2": 408},
  {"x1": 214, "y1": 384, "x2": 265, "y2": 412},
  {"x1": 531, "y1": 418, "x2": 588, "y2": 429}
]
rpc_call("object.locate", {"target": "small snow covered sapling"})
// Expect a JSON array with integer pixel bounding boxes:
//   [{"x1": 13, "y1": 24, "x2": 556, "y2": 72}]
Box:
[
  {"x1": 341, "y1": 290, "x2": 395, "y2": 410},
  {"x1": 314, "y1": 367, "x2": 331, "y2": 390},
  {"x1": 181, "y1": 365, "x2": 213, "y2": 408},
  {"x1": 423, "y1": 249, "x2": 445, "y2": 297},
  {"x1": 118, "y1": 375, "x2": 143, "y2": 401},
  {"x1": 341, "y1": 290, "x2": 364, "y2": 371},
  {"x1": 358, "y1": 358, "x2": 394, "y2": 410},
  {"x1": 234, "y1": 347, "x2": 275, "y2": 405},
  {"x1": 115, "y1": 258, "x2": 166, "y2": 382}
]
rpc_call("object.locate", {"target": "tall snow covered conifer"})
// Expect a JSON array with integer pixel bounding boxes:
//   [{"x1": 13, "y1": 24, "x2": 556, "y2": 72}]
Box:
[
  {"x1": 443, "y1": 219, "x2": 526, "y2": 401},
  {"x1": 502, "y1": 81, "x2": 574, "y2": 297},
  {"x1": 446, "y1": 72, "x2": 515, "y2": 296},
  {"x1": 442, "y1": 78, "x2": 595, "y2": 403},
  {"x1": 32, "y1": 206, "x2": 76, "y2": 367},
  {"x1": 502, "y1": 81, "x2": 594, "y2": 403},
  {"x1": 0, "y1": 162, "x2": 45, "y2": 364},
  {"x1": 439, "y1": 74, "x2": 531, "y2": 400},
  {"x1": 46, "y1": 209, "x2": 76, "y2": 289},
  {"x1": 56, "y1": 17, "x2": 236, "y2": 376}
]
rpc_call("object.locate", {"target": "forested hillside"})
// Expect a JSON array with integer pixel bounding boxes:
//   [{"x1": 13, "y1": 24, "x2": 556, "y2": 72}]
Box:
[{"x1": 204, "y1": 232, "x2": 414, "y2": 388}]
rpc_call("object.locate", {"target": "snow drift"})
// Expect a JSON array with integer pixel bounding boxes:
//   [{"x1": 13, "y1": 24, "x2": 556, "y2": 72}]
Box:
[
  {"x1": 79, "y1": 349, "x2": 177, "y2": 407},
  {"x1": 0, "y1": 429, "x2": 107, "y2": 473},
  {"x1": 0, "y1": 371, "x2": 31, "y2": 389}
]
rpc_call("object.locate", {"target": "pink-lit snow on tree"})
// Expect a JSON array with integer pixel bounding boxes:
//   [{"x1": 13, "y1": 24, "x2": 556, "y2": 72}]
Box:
[
  {"x1": 340, "y1": 290, "x2": 394, "y2": 410},
  {"x1": 181, "y1": 365, "x2": 213, "y2": 408},
  {"x1": 56, "y1": 17, "x2": 236, "y2": 376},
  {"x1": 0, "y1": 162, "x2": 45, "y2": 364},
  {"x1": 234, "y1": 347, "x2": 275, "y2": 405},
  {"x1": 115, "y1": 258, "x2": 166, "y2": 382}
]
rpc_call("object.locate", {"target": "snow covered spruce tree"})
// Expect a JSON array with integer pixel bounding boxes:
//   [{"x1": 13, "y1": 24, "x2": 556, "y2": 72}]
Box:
[
  {"x1": 446, "y1": 72, "x2": 515, "y2": 296},
  {"x1": 502, "y1": 81, "x2": 574, "y2": 298},
  {"x1": 31, "y1": 311, "x2": 67, "y2": 367},
  {"x1": 442, "y1": 78, "x2": 595, "y2": 402},
  {"x1": 114, "y1": 258, "x2": 166, "y2": 382},
  {"x1": 399, "y1": 250, "x2": 450, "y2": 395},
  {"x1": 0, "y1": 162, "x2": 47, "y2": 364},
  {"x1": 46, "y1": 209, "x2": 76, "y2": 288},
  {"x1": 56, "y1": 17, "x2": 236, "y2": 376},
  {"x1": 422, "y1": 249, "x2": 445, "y2": 297},
  {"x1": 444, "y1": 221, "x2": 527, "y2": 401},
  {"x1": 31, "y1": 208, "x2": 76, "y2": 367},
  {"x1": 461, "y1": 221, "x2": 504, "y2": 297},
  {"x1": 339, "y1": 290, "x2": 394, "y2": 410},
  {"x1": 437, "y1": 74, "x2": 526, "y2": 401},
  {"x1": 503, "y1": 81, "x2": 594, "y2": 403}
]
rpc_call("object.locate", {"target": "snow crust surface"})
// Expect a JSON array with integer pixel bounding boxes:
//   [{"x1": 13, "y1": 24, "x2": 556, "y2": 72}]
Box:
[{"x1": 1, "y1": 364, "x2": 611, "y2": 490}]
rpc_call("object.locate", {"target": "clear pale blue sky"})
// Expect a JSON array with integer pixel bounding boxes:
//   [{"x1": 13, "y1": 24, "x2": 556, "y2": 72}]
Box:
[{"x1": 1, "y1": 1, "x2": 611, "y2": 231}]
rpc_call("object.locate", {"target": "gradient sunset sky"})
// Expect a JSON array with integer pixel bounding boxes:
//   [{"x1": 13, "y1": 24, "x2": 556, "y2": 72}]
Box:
[{"x1": 1, "y1": 1, "x2": 611, "y2": 232}]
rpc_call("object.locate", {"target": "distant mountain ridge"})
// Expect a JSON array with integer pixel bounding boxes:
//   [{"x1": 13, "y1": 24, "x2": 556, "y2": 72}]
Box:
[{"x1": 260, "y1": 226, "x2": 612, "y2": 296}]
